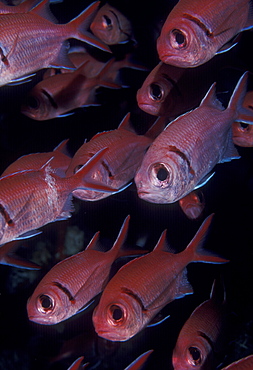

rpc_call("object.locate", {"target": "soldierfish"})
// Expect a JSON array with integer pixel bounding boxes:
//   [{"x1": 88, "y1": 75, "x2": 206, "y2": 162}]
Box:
[
  {"x1": 134, "y1": 72, "x2": 252, "y2": 204},
  {"x1": 172, "y1": 278, "x2": 227, "y2": 370},
  {"x1": 220, "y1": 354, "x2": 253, "y2": 369},
  {"x1": 232, "y1": 90, "x2": 253, "y2": 147},
  {"x1": 92, "y1": 214, "x2": 228, "y2": 342},
  {"x1": 179, "y1": 190, "x2": 205, "y2": 220},
  {"x1": 65, "y1": 113, "x2": 165, "y2": 201},
  {"x1": 1, "y1": 139, "x2": 71, "y2": 178},
  {"x1": 90, "y1": 3, "x2": 135, "y2": 45},
  {"x1": 0, "y1": 148, "x2": 116, "y2": 246},
  {"x1": 0, "y1": 1, "x2": 110, "y2": 87},
  {"x1": 157, "y1": 0, "x2": 253, "y2": 67},
  {"x1": 27, "y1": 215, "x2": 146, "y2": 325}
]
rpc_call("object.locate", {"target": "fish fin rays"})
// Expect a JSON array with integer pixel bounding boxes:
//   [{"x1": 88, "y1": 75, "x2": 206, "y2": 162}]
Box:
[
  {"x1": 29, "y1": 0, "x2": 58, "y2": 23},
  {"x1": 194, "y1": 172, "x2": 215, "y2": 190},
  {"x1": 200, "y1": 83, "x2": 224, "y2": 110},
  {"x1": 50, "y1": 42, "x2": 75, "y2": 70}
]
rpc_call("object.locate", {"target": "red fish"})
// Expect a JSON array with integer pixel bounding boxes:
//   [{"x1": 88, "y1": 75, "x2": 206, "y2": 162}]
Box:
[
  {"x1": 0, "y1": 148, "x2": 116, "y2": 246},
  {"x1": 0, "y1": 0, "x2": 42, "y2": 14},
  {"x1": 92, "y1": 214, "x2": 228, "y2": 341},
  {"x1": 0, "y1": 240, "x2": 40, "y2": 269},
  {"x1": 90, "y1": 3, "x2": 135, "y2": 45},
  {"x1": 1, "y1": 139, "x2": 71, "y2": 178},
  {"x1": 27, "y1": 215, "x2": 146, "y2": 325},
  {"x1": 179, "y1": 190, "x2": 205, "y2": 220},
  {"x1": 172, "y1": 278, "x2": 227, "y2": 370},
  {"x1": 134, "y1": 73, "x2": 252, "y2": 204},
  {"x1": 0, "y1": 1, "x2": 110, "y2": 87},
  {"x1": 232, "y1": 90, "x2": 253, "y2": 147},
  {"x1": 220, "y1": 354, "x2": 253, "y2": 369},
  {"x1": 65, "y1": 113, "x2": 165, "y2": 201},
  {"x1": 157, "y1": 0, "x2": 253, "y2": 67}
]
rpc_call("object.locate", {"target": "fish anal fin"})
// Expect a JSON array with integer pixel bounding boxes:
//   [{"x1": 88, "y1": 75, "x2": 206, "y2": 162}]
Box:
[
  {"x1": 175, "y1": 269, "x2": 194, "y2": 299},
  {"x1": 29, "y1": 0, "x2": 58, "y2": 23},
  {"x1": 50, "y1": 42, "x2": 75, "y2": 70}
]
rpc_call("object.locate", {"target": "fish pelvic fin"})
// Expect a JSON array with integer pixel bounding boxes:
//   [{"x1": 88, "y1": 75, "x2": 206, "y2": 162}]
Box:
[
  {"x1": 67, "y1": 1, "x2": 111, "y2": 53},
  {"x1": 185, "y1": 214, "x2": 229, "y2": 264}
]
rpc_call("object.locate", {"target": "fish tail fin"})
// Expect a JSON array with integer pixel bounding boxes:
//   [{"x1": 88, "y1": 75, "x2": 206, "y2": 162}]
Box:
[
  {"x1": 145, "y1": 116, "x2": 167, "y2": 140},
  {"x1": 227, "y1": 72, "x2": 253, "y2": 123},
  {"x1": 67, "y1": 2, "x2": 111, "y2": 53},
  {"x1": 72, "y1": 147, "x2": 118, "y2": 193},
  {"x1": 186, "y1": 214, "x2": 229, "y2": 264}
]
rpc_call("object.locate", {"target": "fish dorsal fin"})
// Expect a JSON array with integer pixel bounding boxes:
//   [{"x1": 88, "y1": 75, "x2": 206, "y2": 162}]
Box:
[
  {"x1": 108, "y1": 215, "x2": 130, "y2": 258},
  {"x1": 85, "y1": 231, "x2": 100, "y2": 251},
  {"x1": 153, "y1": 230, "x2": 169, "y2": 252},
  {"x1": 118, "y1": 112, "x2": 135, "y2": 133},
  {"x1": 29, "y1": 0, "x2": 57, "y2": 23},
  {"x1": 145, "y1": 116, "x2": 167, "y2": 140},
  {"x1": 53, "y1": 138, "x2": 70, "y2": 156},
  {"x1": 200, "y1": 82, "x2": 224, "y2": 110}
]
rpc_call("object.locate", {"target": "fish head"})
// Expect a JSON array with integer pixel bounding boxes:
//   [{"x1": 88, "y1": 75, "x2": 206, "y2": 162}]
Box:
[
  {"x1": 90, "y1": 4, "x2": 133, "y2": 45},
  {"x1": 157, "y1": 16, "x2": 213, "y2": 67},
  {"x1": 137, "y1": 62, "x2": 184, "y2": 116},
  {"x1": 27, "y1": 284, "x2": 72, "y2": 325},
  {"x1": 135, "y1": 144, "x2": 193, "y2": 204},
  {"x1": 92, "y1": 291, "x2": 144, "y2": 341},
  {"x1": 172, "y1": 334, "x2": 214, "y2": 370}
]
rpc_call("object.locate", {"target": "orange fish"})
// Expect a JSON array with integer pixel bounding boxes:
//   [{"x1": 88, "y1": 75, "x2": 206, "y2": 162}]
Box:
[
  {"x1": 27, "y1": 215, "x2": 146, "y2": 325},
  {"x1": 65, "y1": 113, "x2": 165, "y2": 201},
  {"x1": 134, "y1": 73, "x2": 252, "y2": 204},
  {"x1": 220, "y1": 354, "x2": 253, "y2": 369},
  {"x1": 0, "y1": 1, "x2": 110, "y2": 87},
  {"x1": 90, "y1": 3, "x2": 135, "y2": 45},
  {"x1": 0, "y1": 148, "x2": 116, "y2": 246},
  {"x1": 92, "y1": 214, "x2": 228, "y2": 341},
  {"x1": 232, "y1": 90, "x2": 253, "y2": 147},
  {"x1": 157, "y1": 0, "x2": 253, "y2": 67},
  {"x1": 179, "y1": 190, "x2": 205, "y2": 220},
  {"x1": 172, "y1": 278, "x2": 227, "y2": 370},
  {"x1": 1, "y1": 139, "x2": 71, "y2": 178}
]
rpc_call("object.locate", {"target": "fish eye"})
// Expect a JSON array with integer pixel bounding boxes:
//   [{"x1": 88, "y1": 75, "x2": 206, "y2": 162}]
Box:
[
  {"x1": 170, "y1": 29, "x2": 187, "y2": 49},
  {"x1": 149, "y1": 83, "x2": 164, "y2": 101},
  {"x1": 102, "y1": 14, "x2": 113, "y2": 30},
  {"x1": 149, "y1": 163, "x2": 171, "y2": 188},
  {"x1": 108, "y1": 304, "x2": 125, "y2": 324},
  {"x1": 187, "y1": 346, "x2": 202, "y2": 366},
  {"x1": 239, "y1": 122, "x2": 249, "y2": 131},
  {"x1": 27, "y1": 96, "x2": 40, "y2": 110},
  {"x1": 38, "y1": 294, "x2": 54, "y2": 313}
]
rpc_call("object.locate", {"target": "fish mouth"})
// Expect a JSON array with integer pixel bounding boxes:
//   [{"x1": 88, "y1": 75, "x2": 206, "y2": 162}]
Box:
[{"x1": 138, "y1": 102, "x2": 159, "y2": 115}]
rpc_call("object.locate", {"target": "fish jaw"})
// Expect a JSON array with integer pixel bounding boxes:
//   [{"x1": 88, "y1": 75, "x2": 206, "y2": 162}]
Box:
[
  {"x1": 92, "y1": 293, "x2": 144, "y2": 342},
  {"x1": 157, "y1": 17, "x2": 213, "y2": 68}
]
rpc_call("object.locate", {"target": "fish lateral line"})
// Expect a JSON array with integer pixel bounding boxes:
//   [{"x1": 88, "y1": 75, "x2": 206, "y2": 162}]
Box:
[
  {"x1": 52, "y1": 281, "x2": 75, "y2": 303},
  {"x1": 183, "y1": 13, "x2": 213, "y2": 37},
  {"x1": 0, "y1": 204, "x2": 14, "y2": 227},
  {"x1": 121, "y1": 287, "x2": 147, "y2": 312},
  {"x1": 168, "y1": 145, "x2": 195, "y2": 176}
]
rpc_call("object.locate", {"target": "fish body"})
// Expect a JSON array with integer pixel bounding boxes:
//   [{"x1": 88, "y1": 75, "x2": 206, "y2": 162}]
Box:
[
  {"x1": 0, "y1": 148, "x2": 114, "y2": 246},
  {"x1": 172, "y1": 278, "x2": 227, "y2": 370},
  {"x1": 134, "y1": 73, "x2": 250, "y2": 204},
  {"x1": 90, "y1": 3, "x2": 135, "y2": 45},
  {"x1": 66, "y1": 114, "x2": 165, "y2": 201},
  {"x1": 0, "y1": 1, "x2": 110, "y2": 87},
  {"x1": 157, "y1": 0, "x2": 253, "y2": 67},
  {"x1": 233, "y1": 90, "x2": 253, "y2": 147},
  {"x1": 92, "y1": 214, "x2": 228, "y2": 341},
  {"x1": 1, "y1": 139, "x2": 71, "y2": 178},
  {"x1": 0, "y1": 0, "x2": 41, "y2": 14},
  {"x1": 220, "y1": 355, "x2": 253, "y2": 369}
]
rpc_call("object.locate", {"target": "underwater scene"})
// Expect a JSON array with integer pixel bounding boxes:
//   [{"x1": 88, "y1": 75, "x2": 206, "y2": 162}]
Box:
[{"x1": 0, "y1": 0, "x2": 253, "y2": 369}]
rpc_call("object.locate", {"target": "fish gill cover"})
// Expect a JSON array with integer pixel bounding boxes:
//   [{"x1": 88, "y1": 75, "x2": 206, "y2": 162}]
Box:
[{"x1": 0, "y1": 0, "x2": 253, "y2": 369}]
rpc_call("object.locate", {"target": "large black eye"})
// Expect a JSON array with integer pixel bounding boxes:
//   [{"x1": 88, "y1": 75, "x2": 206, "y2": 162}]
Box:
[
  {"x1": 171, "y1": 29, "x2": 187, "y2": 48},
  {"x1": 239, "y1": 122, "x2": 249, "y2": 131},
  {"x1": 110, "y1": 305, "x2": 124, "y2": 322},
  {"x1": 39, "y1": 295, "x2": 53, "y2": 312},
  {"x1": 157, "y1": 167, "x2": 168, "y2": 181},
  {"x1": 27, "y1": 96, "x2": 40, "y2": 110},
  {"x1": 149, "y1": 83, "x2": 163, "y2": 101},
  {"x1": 102, "y1": 14, "x2": 113, "y2": 29},
  {"x1": 149, "y1": 163, "x2": 171, "y2": 188},
  {"x1": 188, "y1": 346, "x2": 202, "y2": 366}
]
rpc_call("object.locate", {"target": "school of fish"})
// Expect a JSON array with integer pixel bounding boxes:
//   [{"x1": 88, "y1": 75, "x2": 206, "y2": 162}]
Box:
[{"x1": 0, "y1": 0, "x2": 253, "y2": 369}]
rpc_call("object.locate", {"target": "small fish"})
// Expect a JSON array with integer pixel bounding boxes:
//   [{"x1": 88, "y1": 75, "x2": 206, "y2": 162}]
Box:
[
  {"x1": 232, "y1": 90, "x2": 253, "y2": 147},
  {"x1": 157, "y1": 0, "x2": 253, "y2": 67},
  {"x1": 0, "y1": 148, "x2": 116, "y2": 246},
  {"x1": 1, "y1": 139, "x2": 71, "y2": 178},
  {"x1": 92, "y1": 214, "x2": 228, "y2": 341},
  {"x1": 90, "y1": 3, "x2": 135, "y2": 45},
  {"x1": 21, "y1": 54, "x2": 141, "y2": 120},
  {"x1": 179, "y1": 190, "x2": 205, "y2": 220},
  {"x1": 27, "y1": 215, "x2": 146, "y2": 324},
  {"x1": 134, "y1": 73, "x2": 251, "y2": 204},
  {"x1": 0, "y1": 240, "x2": 40, "y2": 269},
  {"x1": 220, "y1": 354, "x2": 253, "y2": 369},
  {"x1": 172, "y1": 278, "x2": 227, "y2": 370},
  {"x1": 0, "y1": 1, "x2": 111, "y2": 87},
  {"x1": 66, "y1": 113, "x2": 165, "y2": 201}
]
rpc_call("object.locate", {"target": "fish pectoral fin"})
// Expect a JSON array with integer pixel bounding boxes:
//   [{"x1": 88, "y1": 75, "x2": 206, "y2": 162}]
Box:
[
  {"x1": 1, "y1": 254, "x2": 41, "y2": 270},
  {"x1": 76, "y1": 298, "x2": 96, "y2": 314},
  {"x1": 194, "y1": 172, "x2": 215, "y2": 190},
  {"x1": 147, "y1": 313, "x2": 170, "y2": 327},
  {"x1": 15, "y1": 229, "x2": 42, "y2": 240},
  {"x1": 8, "y1": 73, "x2": 37, "y2": 86}
]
